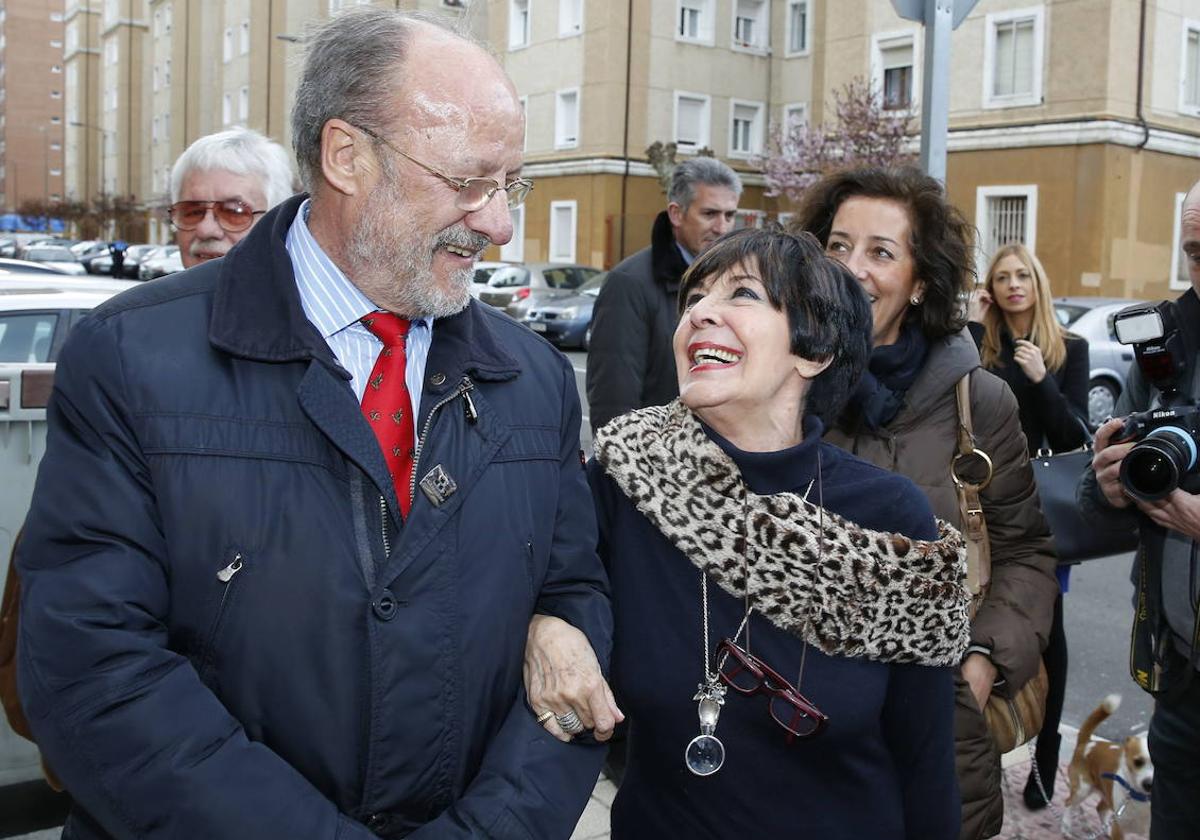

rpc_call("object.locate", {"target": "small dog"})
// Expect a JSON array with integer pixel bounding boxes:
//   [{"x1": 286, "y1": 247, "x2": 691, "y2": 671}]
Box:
[{"x1": 1062, "y1": 694, "x2": 1153, "y2": 840}]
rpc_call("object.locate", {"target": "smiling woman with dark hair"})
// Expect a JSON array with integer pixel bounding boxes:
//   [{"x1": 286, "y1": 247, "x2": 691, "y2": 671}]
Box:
[{"x1": 525, "y1": 228, "x2": 970, "y2": 839}]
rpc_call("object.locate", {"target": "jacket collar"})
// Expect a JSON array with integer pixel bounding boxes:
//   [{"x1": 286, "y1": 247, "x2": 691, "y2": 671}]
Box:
[
  {"x1": 650, "y1": 210, "x2": 689, "y2": 294},
  {"x1": 209, "y1": 193, "x2": 519, "y2": 383}
]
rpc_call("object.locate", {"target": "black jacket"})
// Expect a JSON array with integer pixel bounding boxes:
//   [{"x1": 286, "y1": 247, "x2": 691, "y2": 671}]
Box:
[
  {"x1": 586, "y1": 211, "x2": 688, "y2": 430},
  {"x1": 967, "y1": 322, "x2": 1090, "y2": 454},
  {"x1": 17, "y1": 194, "x2": 612, "y2": 839}
]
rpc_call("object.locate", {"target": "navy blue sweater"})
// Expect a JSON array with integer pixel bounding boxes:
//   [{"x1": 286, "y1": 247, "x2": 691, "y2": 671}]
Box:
[{"x1": 588, "y1": 416, "x2": 960, "y2": 839}]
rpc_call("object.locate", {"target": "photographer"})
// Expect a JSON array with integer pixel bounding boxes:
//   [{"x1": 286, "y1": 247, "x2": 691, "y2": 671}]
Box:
[{"x1": 1080, "y1": 179, "x2": 1200, "y2": 840}]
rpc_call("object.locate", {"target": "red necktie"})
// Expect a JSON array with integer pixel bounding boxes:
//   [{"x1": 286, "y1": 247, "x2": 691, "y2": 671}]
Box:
[{"x1": 360, "y1": 312, "x2": 416, "y2": 518}]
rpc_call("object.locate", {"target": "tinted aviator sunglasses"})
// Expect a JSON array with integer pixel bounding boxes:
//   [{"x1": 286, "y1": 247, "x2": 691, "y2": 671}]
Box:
[
  {"x1": 717, "y1": 639, "x2": 829, "y2": 741},
  {"x1": 354, "y1": 123, "x2": 533, "y2": 212},
  {"x1": 167, "y1": 199, "x2": 264, "y2": 233}
]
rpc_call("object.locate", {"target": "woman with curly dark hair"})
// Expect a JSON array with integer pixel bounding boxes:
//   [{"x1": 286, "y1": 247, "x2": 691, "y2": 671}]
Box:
[{"x1": 790, "y1": 167, "x2": 1058, "y2": 840}]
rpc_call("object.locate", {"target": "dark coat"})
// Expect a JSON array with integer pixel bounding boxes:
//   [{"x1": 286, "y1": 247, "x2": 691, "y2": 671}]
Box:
[
  {"x1": 585, "y1": 211, "x2": 689, "y2": 430},
  {"x1": 968, "y1": 321, "x2": 1089, "y2": 455},
  {"x1": 16, "y1": 195, "x2": 612, "y2": 840},
  {"x1": 825, "y1": 329, "x2": 1057, "y2": 840}
]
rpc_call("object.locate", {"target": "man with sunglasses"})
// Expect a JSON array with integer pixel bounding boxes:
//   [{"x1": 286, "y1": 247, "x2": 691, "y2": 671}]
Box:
[
  {"x1": 16, "y1": 9, "x2": 610, "y2": 840},
  {"x1": 167, "y1": 127, "x2": 295, "y2": 268}
]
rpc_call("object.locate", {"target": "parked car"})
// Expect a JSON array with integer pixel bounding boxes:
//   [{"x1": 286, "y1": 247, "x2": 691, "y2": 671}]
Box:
[
  {"x1": 478, "y1": 263, "x2": 603, "y2": 314},
  {"x1": 138, "y1": 245, "x2": 184, "y2": 280},
  {"x1": 71, "y1": 239, "x2": 109, "y2": 261},
  {"x1": 0, "y1": 284, "x2": 134, "y2": 363},
  {"x1": 20, "y1": 245, "x2": 87, "y2": 275},
  {"x1": 469, "y1": 261, "x2": 512, "y2": 299},
  {"x1": 0, "y1": 257, "x2": 74, "y2": 277},
  {"x1": 523, "y1": 272, "x2": 607, "y2": 349},
  {"x1": 1053, "y1": 296, "x2": 1143, "y2": 427}
]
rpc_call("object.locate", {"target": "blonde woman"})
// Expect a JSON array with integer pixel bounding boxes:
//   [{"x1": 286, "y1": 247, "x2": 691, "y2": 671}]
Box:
[
  {"x1": 971, "y1": 243, "x2": 1089, "y2": 456},
  {"x1": 970, "y1": 242, "x2": 1089, "y2": 811}
]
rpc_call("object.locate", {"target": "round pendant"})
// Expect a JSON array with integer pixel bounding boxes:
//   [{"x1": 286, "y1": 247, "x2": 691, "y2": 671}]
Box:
[{"x1": 684, "y1": 733, "x2": 725, "y2": 776}]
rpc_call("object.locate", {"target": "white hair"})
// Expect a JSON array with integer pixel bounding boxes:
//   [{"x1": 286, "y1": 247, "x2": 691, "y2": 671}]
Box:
[{"x1": 169, "y1": 128, "x2": 295, "y2": 209}]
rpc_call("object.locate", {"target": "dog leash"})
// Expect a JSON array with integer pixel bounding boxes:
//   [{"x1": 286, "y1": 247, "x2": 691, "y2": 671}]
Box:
[
  {"x1": 1004, "y1": 735, "x2": 1127, "y2": 840},
  {"x1": 1100, "y1": 772, "x2": 1152, "y2": 804}
]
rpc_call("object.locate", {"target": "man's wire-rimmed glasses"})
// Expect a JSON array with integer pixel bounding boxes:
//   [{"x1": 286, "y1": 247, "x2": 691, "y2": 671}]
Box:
[
  {"x1": 716, "y1": 638, "x2": 829, "y2": 741},
  {"x1": 354, "y1": 123, "x2": 533, "y2": 212}
]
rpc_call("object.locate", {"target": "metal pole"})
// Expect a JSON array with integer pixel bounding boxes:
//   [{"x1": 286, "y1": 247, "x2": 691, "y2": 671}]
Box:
[{"x1": 919, "y1": 0, "x2": 953, "y2": 182}]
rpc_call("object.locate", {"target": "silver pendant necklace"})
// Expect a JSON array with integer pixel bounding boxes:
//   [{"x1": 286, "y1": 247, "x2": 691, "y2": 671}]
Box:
[{"x1": 684, "y1": 455, "x2": 823, "y2": 777}]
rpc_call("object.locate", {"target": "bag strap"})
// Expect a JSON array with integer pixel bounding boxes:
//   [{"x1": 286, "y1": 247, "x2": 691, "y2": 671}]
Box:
[{"x1": 953, "y1": 371, "x2": 992, "y2": 597}]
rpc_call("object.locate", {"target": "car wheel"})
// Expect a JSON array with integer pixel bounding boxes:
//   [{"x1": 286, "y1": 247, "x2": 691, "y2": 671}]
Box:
[
  {"x1": 583, "y1": 323, "x2": 593, "y2": 351},
  {"x1": 1087, "y1": 378, "x2": 1120, "y2": 428}
]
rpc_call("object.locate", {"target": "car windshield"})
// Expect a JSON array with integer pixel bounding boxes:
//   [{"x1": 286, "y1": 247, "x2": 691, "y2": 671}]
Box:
[
  {"x1": 26, "y1": 247, "x2": 74, "y2": 262},
  {"x1": 488, "y1": 267, "x2": 530, "y2": 287},
  {"x1": 473, "y1": 266, "x2": 504, "y2": 284},
  {"x1": 580, "y1": 274, "x2": 606, "y2": 296},
  {"x1": 1054, "y1": 304, "x2": 1090, "y2": 327}
]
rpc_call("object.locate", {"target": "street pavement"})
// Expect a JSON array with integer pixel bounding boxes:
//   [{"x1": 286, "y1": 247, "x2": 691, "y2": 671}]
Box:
[{"x1": 0, "y1": 351, "x2": 1156, "y2": 840}]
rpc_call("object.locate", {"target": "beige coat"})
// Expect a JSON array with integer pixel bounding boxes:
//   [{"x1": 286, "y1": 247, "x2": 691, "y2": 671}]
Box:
[{"x1": 826, "y1": 328, "x2": 1057, "y2": 840}]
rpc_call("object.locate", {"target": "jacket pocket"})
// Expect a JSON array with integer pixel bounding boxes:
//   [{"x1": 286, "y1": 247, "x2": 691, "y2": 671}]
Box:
[{"x1": 197, "y1": 550, "x2": 248, "y2": 686}]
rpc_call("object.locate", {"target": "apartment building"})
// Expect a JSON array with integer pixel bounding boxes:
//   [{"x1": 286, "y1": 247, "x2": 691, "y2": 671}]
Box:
[
  {"x1": 0, "y1": 0, "x2": 66, "y2": 214},
  {"x1": 53, "y1": 0, "x2": 1200, "y2": 296},
  {"x1": 496, "y1": 0, "x2": 1200, "y2": 300}
]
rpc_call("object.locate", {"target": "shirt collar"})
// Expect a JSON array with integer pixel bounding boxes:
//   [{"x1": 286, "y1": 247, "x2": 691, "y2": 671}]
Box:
[
  {"x1": 676, "y1": 240, "x2": 695, "y2": 266},
  {"x1": 287, "y1": 198, "x2": 432, "y2": 339}
]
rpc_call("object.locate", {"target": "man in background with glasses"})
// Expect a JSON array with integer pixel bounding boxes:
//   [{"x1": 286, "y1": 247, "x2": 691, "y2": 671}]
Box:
[
  {"x1": 167, "y1": 127, "x2": 295, "y2": 269},
  {"x1": 16, "y1": 9, "x2": 610, "y2": 840}
]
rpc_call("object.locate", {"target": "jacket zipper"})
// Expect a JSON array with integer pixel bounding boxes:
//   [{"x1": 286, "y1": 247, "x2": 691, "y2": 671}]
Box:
[
  {"x1": 406, "y1": 376, "x2": 475, "y2": 507},
  {"x1": 377, "y1": 377, "x2": 475, "y2": 556},
  {"x1": 200, "y1": 552, "x2": 245, "y2": 681}
]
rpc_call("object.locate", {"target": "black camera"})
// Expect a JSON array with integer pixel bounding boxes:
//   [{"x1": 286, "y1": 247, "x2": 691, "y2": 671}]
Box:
[{"x1": 1113, "y1": 300, "x2": 1200, "y2": 501}]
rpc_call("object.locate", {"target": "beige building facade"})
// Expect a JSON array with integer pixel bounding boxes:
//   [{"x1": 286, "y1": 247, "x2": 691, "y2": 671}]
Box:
[
  {"x1": 51, "y1": 0, "x2": 1200, "y2": 299},
  {"x1": 0, "y1": 0, "x2": 66, "y2": 213}
]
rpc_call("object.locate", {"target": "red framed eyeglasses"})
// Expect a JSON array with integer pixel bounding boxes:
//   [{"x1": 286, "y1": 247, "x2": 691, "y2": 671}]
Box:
[{"x1": 717, "y1": 638, "x2": 829, "y2": 741}]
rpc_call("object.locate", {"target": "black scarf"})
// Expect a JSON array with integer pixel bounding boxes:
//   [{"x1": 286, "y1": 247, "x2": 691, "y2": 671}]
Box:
[{"x1": 844, "y1": 322, "x2": 929, "y2": 432}]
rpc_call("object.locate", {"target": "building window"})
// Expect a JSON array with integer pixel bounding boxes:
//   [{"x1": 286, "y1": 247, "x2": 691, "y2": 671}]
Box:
[
  {"x1": 729, "y1": 100, "x2": 763, "y2": 158},
  {"x1": 240, "y1": 20, "x2": 250, "y2": 55},
  {"x1": 49, "y1": 168, "x2": 61, "y2": 177},
  {"x1": 549, "y1": 200, "x2": 577, "y2": 263},
  {"x1": 164, "y1": 58, "x2": 171, "y2": 85},
  {"x1": 873, "y1": 32, "x2": 916, "y2": 111},
  {"x1": 165, "y1": 6, "x2": 172, "y2": 33},
  {"x1": 786, "y1": 1, "x2": 809, "y2": 54},
  {"x1": 51, "y1": 64, "x2": 62, "y2": 74},
  {"x1": 783, "y1": 102, "x2": 808, "y2": 132},
  {"x1": 50, "y1": 11, "x2": 64, "y2": 22},
  {"x1": 50, "y1": 39, "x2": 63, "y2": 49},
  {"x1": 239, "y1": 86, "x2": 249, "y2": 122},
  {"x1": 153, "y1": 64, "x2": 160, "y2": 91},
  {"x1": 677, "y1": 0, "x2": 714, "y2": 45},
  {"x1": 509, "y1": 0, "x2": 530, "y2": 50},
  {"x1": 50, "y1": 142, "x2": 61, "y2": 151},
  {"x1": 559, "y1": 0, "x2": 582, "y2": 37},
  {"x1": 443, "y1": 0, "x2": 469, "y2": 8},
  {"x1": 223, "y1": 93, "x2": 232, "y2": 126},
  {"x1": 49, "y1": 115, "x2": 61, "y2": 124},
  {"x1": 1171, "y1": 192, "x2": 1195, "y2": 290},
  {"x1": 975, "y1": 185, "x2": 1038, "y2": 275},
  {"x1": 1180, "y1": 21, "x2": 1200, "y2": 116},
  {"x1": 555, "y1": 88, "x2": 579, "y2": 149},
  {"x1": 66, "y1": 28, "x2": 77, "y2": 52},
  {"x1": 984, "y1": 6, "x2": 1044, "y2": 109},
  {"x1": 518, "y1": 95, "x2": 528, "y2": 151},
  {"x1": 223, "y1": 28, "x2": 233, "y2": 63},
  {"x1": 153, "y1": 9, "x2": 162, "y2": 36},
  {"x1": 500, "y1": 204, "x2": 525, "y2": 262},
  {"x1": 105, "y1": 40, "x2": 117, "y2": 65},
  {"x1": 152, "y1": 115, "x2": 159, "y2": 143},
  {"x1": 674, "y1": 91, "x2": 711, "y2": 153},
  {"x1": 732, "y1": 0, "x2": 768, "y2": 52},
  {"x1": 50, "y1": 90, "x2": 62, "y2": 100}
]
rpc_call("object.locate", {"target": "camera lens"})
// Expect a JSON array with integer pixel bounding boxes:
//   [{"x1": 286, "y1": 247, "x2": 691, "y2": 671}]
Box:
[{"x1": 1121, "y1": 426, "x2": 1198, "y2": 501}]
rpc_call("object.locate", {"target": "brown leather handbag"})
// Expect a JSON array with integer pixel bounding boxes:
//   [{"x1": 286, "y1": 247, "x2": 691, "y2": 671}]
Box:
[{"x1": 953, "y1": 373, "x2": 1050, "y2": 755}]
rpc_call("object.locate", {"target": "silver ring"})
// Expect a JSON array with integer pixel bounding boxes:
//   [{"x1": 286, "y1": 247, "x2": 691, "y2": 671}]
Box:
[{"x1": 555, "y1": 710, "x2": 585, "y2": 734}]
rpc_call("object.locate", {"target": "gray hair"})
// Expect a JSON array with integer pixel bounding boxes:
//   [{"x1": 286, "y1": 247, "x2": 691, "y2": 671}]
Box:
[
  {"x1": 170, "y1": 128, "x2": 295, "y2": 209},
  {"x1": 668, "y1": 157, "x2": 744, "y2": 212},
  {"x1": 291, "y1": 9, "x2": 472, "y2": 192}
]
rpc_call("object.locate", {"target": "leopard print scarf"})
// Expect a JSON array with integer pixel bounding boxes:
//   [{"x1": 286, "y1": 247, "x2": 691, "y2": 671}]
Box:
[{"x1": 594, "y1": 400, "x2": 971, "y2": 667}]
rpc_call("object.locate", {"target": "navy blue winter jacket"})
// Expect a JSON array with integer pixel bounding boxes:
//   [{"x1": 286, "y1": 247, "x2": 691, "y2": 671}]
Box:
[{"x1": 16, "y1": 195, "x2": 612, "y2": 839}]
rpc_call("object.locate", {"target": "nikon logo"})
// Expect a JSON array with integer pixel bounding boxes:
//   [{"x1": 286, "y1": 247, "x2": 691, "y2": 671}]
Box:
[{"x1": 1151, "y1": 410, "x2": 1175, "y2": 419}]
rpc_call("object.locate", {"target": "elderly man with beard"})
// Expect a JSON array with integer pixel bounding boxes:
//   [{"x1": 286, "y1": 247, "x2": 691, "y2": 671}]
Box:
[
  {"x1": 15, "y1": 9, "x2": 612, "y2": 840},
  {"x1": 167, "y1": 127, "x2": 295, "y2": 268}
]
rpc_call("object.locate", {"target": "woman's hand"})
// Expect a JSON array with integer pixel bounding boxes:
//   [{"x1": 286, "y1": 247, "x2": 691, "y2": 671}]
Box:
[
  {"x1": 524, "y1": 614, "x2": 624, "y2": 743},
  {"x1": 967, "y1": 288, "x2": 992, "y2": 323},
  {"x1": 1012, "y1": 339, "x2": 1047, "y2": 384},
  {"x1": 961, "y1": 652, "x2": 998, "y2": 711}
]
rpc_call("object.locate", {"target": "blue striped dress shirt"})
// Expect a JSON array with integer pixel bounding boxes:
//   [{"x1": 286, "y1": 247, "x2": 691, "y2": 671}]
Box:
[{"x1": 285, "y1": 199, "x2": 432, "y2": 419}]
